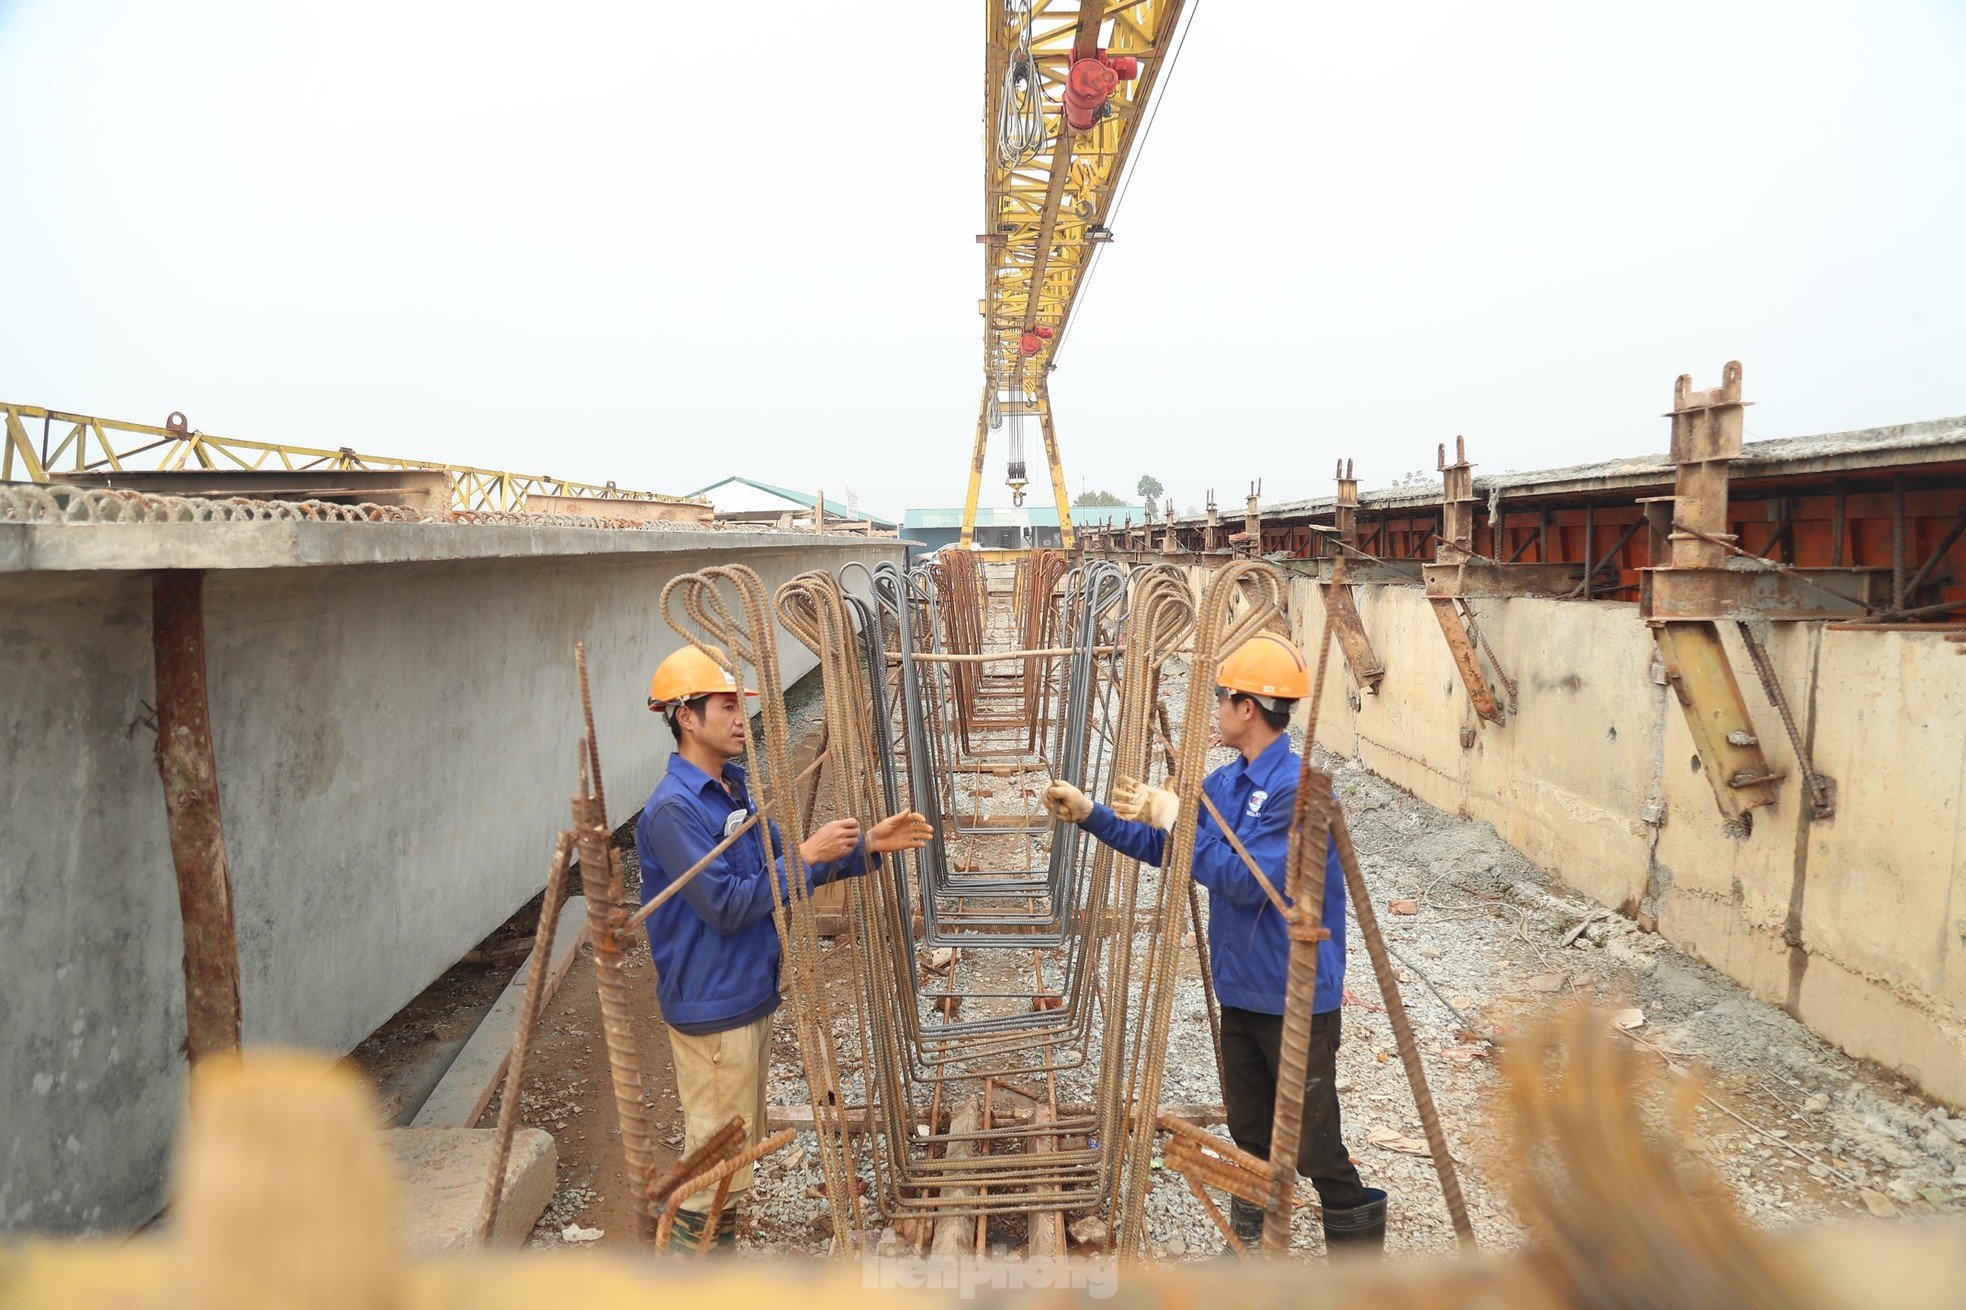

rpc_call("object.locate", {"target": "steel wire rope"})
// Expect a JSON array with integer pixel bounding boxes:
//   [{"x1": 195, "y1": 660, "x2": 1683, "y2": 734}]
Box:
[{"x1": 995, "y1": 0, "x2": 1047, "y2": 168}]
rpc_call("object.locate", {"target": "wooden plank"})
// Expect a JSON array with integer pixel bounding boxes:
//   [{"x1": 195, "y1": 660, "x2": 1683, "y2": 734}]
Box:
[
  {"x1": 411, "y1": 898, "x2": 589, "y2": 1129},
  {"x1": 930, "y1": 1100, "x2": 981, "y2": 1259},
  {"x1": 1026, "y1": 1107, "x2": 1065, "y2": 1257}
]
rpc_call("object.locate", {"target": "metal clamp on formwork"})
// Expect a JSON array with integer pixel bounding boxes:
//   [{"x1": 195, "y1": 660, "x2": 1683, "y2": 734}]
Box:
[
  {"x1": 1422, "y1": 437, "x2": 1516, "y2": 726},
  {"x1": 1640, "y1": 363, "x2": 1836, "y2": 825},
  {"x1": 1313, "y1": 460, "x2": 1387, "y2": 693}
]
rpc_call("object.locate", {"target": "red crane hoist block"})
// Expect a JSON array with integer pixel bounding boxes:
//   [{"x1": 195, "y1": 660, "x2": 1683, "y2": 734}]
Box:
[
  {"x1": 1064, "y1": 51, "x2": 1136, "y2": 131},
  {"x1": 1018, "y1": 326, "x2": 1054, "y2": 357}
]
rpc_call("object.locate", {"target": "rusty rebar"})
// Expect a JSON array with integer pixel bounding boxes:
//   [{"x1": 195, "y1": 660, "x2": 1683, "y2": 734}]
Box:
[
  {"x1": 1734, "y1": 621, "x2": 1834, "y2": 820},
  {"x1": 1262, "y1": 780, "x2": 1334, "y2": 1254},
  {"x1": 645, "y1": 1115, "x2": 746, "y2": 1218},
  {"x1": 1163, "y1": 1136, "x2": 1283, "y2": 1209},
  {"x1": 476, "y1": 830, "x2": 573, "y2": 1242},
  {"x1": 1261, "y1": 574, "x2": 1340, "y2": 1254},
  {"x1": 1159, "y1": 1112, "x2": 1273, "y2": 1175},
  {"x1": 152, "y1": 569, "x2": 243, "y2": 1064},
  {"x1": 654, "y1": 1128, "x2": 797, "y2": 1251},
  {"x1": 571, "y1": 728, "x2": 658, "y2": 1239},
  {"x1": 1181, "y1": 1169, "x2": 1244, "y2": 1256},
  {"x1": 574, "y1": 641, "x2": 609, "y2": 826},
  {"x1": 1331, "y1": 805, "x2": 1476, "y2": 1246}
]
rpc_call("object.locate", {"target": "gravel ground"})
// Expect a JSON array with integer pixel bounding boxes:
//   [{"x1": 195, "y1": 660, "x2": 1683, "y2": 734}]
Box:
[{"x1": 737, "y1": 721, "x2": 1966, "y2": 1261}]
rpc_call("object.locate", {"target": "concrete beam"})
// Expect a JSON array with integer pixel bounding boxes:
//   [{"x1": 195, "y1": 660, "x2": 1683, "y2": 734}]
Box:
[{"x1": 0, "y1": 526, "x2": 902, "y2": 1235}]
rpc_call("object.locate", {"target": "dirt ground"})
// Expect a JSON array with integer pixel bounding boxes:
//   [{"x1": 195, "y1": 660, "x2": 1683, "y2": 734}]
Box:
[{"x1": 353, "y1": 660, "x2": 1966, "y2": 1261}]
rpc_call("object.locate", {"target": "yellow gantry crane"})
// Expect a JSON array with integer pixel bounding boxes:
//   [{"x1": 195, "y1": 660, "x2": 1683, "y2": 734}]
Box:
[
  {"x1": 960, "y1": 0, "x2": 1190, "y2": 551},
  {"x1": 2, "y1": 402, "x2": 693, "y2": 514}
]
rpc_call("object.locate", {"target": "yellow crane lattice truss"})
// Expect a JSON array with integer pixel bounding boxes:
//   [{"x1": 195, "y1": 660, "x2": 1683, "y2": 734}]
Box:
[
  {"x1": 2, "y1": 402, "x2": 695, "y2": 514},
  {"x1": 962, "y1": 0, "x2": 1189, "y2": 550}
]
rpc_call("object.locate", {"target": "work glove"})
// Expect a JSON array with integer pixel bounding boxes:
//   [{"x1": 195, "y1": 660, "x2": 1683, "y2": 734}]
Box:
[
  {"x1": 868, "y1": 810, "x2": 936, "y2": 854},
  {"x1": 1111, "y1": 775, "x2": 1180, "y2": 831},
  {"x1": 1040, "y1": 780, "x2": 1093, "y2": 824}
]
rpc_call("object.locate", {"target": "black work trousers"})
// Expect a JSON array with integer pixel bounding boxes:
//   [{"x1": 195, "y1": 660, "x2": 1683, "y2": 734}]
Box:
[{"x1": 1219, "y1": 1004, "x2": 1369, "y2": 1211}]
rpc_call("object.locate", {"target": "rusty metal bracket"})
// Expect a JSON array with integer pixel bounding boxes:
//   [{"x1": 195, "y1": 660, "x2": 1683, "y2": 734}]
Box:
[
  {"x1": 1431, "y1": 597, "x2": 1505, "y2": 724},
  {"x1": 1652, "y1": 620, "x2": 1781, "y2": 822},
  {"x1": 1317, "y1": 460, "x2": 1386, "y2": 692},
  {"x1": 1426, "y1": 439, "x2": 1507, "y2": 724},
  {"x1": 1240, "y1": 479, "x2": 1263, "y2": 557},
  {"x1": 1641, "y1": 363, "x2": 1784, "y2": 824}
]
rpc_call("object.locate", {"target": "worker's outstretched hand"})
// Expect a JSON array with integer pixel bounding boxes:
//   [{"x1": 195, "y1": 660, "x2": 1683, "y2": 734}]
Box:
[
  {"x1": 1111, "y1": 775, "x2": 1180, "y2": 831},
  {"x1": 800, "y1": 818, "x2": 860, "y2": 865},
  {"x1": 868, "y1": 811, "x2": 936, "y2": 854},
  {"x1": 1040, "y1": 780, "x2": 1093, "y2": 824}
]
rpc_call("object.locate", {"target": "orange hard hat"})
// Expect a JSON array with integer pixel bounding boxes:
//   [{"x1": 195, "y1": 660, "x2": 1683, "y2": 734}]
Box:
[
  {"x1": 647, "y1": 645, "x2": 758, "y2": 712},
  {"x1": 1214, "y1": 632, "x2": 1309, "y2": 706}
]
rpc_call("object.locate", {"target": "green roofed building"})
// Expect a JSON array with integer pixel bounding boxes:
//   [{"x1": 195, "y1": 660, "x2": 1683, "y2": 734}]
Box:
[{"x1": 900, "y1": 505, "x2": 1146, "y2": 552}]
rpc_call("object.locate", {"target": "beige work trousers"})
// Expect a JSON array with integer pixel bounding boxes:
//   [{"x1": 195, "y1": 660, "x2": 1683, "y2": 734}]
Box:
[{"x1": 666, "y1": 1013, "x2": 771, "y2": 1213}]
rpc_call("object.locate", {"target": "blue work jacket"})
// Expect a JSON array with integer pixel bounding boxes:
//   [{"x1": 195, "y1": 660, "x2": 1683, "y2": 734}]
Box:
[
  {"x1": 1082, "y1": 733, "x2": 1346, "y2": 1015},
  {"x1": 636, "y1": 754, "x2": 870, "y2": 1035}
]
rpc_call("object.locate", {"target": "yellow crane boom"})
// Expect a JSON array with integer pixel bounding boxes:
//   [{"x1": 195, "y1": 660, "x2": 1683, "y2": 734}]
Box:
[{"x1": 961, "y1": 0, "x2": 1190, "y2": 550}]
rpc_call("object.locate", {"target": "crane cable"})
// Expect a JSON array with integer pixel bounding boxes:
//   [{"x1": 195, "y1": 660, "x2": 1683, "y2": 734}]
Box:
[{"x1": 995, "y1": 0, "x2": 1046, "y2": 167}]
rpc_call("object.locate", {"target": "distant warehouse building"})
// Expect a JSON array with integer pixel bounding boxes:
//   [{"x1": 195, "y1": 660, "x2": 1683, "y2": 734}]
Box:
[
  {"x1": 901, "y1": 505, "x2": 1145, "y2": 552},
  {"x1": 686, "y1": 476, "x2": 897, "y2": 534}
]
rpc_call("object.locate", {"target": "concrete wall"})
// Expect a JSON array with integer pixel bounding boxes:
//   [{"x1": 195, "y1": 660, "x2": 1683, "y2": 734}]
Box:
[
  {"x1": 0, "y1": 522, "x2": 900, "y2": 1234},
  {"x1": 1260, "y1": 572, "x2": 1966, "y2": 1109}
]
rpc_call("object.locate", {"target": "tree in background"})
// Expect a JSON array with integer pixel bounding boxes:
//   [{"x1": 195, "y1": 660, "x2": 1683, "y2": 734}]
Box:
[
  {"x1": 1136, "y1": 473, "x2": 1164, "y2": 502},
  {"x1": 1074, "y1": 488, "x2": 1126, "y2": 507}
]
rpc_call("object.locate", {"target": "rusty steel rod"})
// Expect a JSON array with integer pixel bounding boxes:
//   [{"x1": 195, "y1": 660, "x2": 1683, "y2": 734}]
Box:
[
  {"x1": 654, "y1": 1128, "x2": 796, "y2": 1250},
  {"x1": 1564, "y1": 518, "x2": 1647, "y2": 600},
  {"x1": 1181, "y1": 1169, "x2": 1245, "y2": 1256},
  {"x1": 1159, "y1": 1112, "x2": 1275, "y2": 1176},
  {"x1": 646, "y1": 1116, "x2": 747, "y2": 1219},
  {"x1": 151, "y1": 569, "x2": 243, "y2": 1064},
  {"x1": 1331, "y1": 805, "x2": 1476, "y2": 1247},
  {"x1": 1260, "y1": 575, "x2": 1341, "y2": 1255},
  {"x1": 573, "y1": 790, "x2": 659, "y2": 1239},
  {"x1": 1165, "y1": 1139, "x2": 1269, "y2": 1206},
  {"x1": 1671, "y1": 521, "x2": 1873, "y2": 610},
  {"x1": 621, "y1": 810, "x2": 763, "y2": 934},
  {"x1": 477, "y1": 831, "x2": 574, "y2": 1242},
  {"x1": 1155, "y1": 698, "x2": 1226, "y2": 1092},
  {"x1": 1261, "y1": 796, "x2": 1332, "y2": 1254},
  {"x1": 1900, "y1": 499, "x2": 1966, "y2": 607},
  {"x1": 1733, "y1": 622, "x2": 1834, "y2": 820}
]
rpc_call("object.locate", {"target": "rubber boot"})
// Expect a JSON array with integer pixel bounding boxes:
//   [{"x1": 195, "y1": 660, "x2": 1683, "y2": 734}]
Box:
[
  {"x1": 1321, "y1": 1188, "x2": 1388, "y2": 1255},
  {"x1": 670, "y1": 1207, "x2": 711, "y2": 1253},
  {"x1": 1222, "y1": 1196, "x2": 1266, "y2": 1255}
]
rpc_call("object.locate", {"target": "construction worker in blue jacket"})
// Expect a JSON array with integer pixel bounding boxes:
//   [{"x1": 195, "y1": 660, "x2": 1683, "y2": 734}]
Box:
[
  {"x1": 1041, "y1": 632, "x2": 1386, "y2": 1255},
  {"x1": 638, "y1": 645, "x2": 932, "y2": 1251}
]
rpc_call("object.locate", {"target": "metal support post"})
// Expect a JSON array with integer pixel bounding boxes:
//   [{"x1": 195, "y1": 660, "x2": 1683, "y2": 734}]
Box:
[{"x1": 152, "y1": 569, "x2": 244, "y2": 1064}]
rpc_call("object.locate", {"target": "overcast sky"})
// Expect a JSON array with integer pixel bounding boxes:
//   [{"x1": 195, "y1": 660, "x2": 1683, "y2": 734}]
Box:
[{"x1": 3, "y1": 2, "x2": 1961, "y2": 518}]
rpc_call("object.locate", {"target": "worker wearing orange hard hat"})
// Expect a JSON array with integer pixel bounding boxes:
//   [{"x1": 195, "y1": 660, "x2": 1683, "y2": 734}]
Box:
[
  {"x1": 1041, "y1": 631, "x2": 1384, "y2": 1255},
  {"x1": 636, "y1": 644, "x2": 933, "y2": 1251}
]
